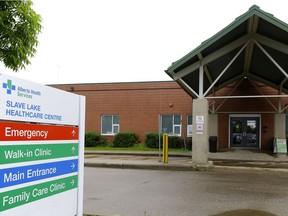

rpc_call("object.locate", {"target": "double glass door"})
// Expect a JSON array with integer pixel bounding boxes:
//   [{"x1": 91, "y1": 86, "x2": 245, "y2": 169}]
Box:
[{"x1": 230, "y1": 117, "x2": 259, "y2": 148}]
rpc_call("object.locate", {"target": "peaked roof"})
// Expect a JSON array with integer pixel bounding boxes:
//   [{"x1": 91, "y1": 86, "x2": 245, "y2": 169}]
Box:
[{"x1": 165, "y1": 5, "x2": 288, "y2": 98}]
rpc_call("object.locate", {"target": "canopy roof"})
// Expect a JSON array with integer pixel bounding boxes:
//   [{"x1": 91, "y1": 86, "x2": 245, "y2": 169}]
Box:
[{"x1": 165, "y1": 5, "x2": 288, "y2": 99}]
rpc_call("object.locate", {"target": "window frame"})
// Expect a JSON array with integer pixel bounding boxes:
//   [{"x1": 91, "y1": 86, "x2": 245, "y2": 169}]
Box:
[
  {"x1": 187, "y1": 114, "x2": 193, "y2": 137},
  {"x1": 101, "y1": 115, "x2": 120, "y2": 135},
  {"x1": 161, "y1": 114, "x2": 182, "y2": 136}
]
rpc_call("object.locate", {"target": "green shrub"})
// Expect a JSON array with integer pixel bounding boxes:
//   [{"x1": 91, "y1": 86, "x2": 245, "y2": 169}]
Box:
[
  {"x1": 113, "y1": 132, "x2": 138, "y2": 147},
  {"x1": 186, "y1": 138, "x2": 192, "y2": 150},
  {"x1": 85, "y1": 132, "x2": 108, "y2": 147},
  {"x1": 145, "y1": 132, "x2": 160, "y2": 148},
  {"x1": 168, "y1": 136, "x2": 183, "y2": 148},
  {"x1": 145, "y1": 133, "x2": 191, "y2": 149}
]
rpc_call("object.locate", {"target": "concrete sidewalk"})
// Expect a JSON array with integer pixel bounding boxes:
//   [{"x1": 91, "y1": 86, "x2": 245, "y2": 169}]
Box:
[{"x1": 84, "y1": 149, "x2": 288, "y2": 172}]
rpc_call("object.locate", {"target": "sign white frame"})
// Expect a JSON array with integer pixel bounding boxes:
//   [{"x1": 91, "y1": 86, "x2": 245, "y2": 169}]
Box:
[{"x1": 0, "y1": 74, "x2": 85, "y2": 216}]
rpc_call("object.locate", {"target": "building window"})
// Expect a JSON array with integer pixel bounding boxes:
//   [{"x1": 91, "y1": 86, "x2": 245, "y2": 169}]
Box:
[
  {"x1": 161, "y1": 115, "x2": 181, "y2": 136},
  {"x1": 187, "y1": 115, "x2": 192, "y2": 136},
  {"x1": 101, "y1": 115, "x2": 119, "y2": 135}
]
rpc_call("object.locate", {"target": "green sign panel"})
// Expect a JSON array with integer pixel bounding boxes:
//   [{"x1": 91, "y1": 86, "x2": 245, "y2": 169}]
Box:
[
  {"x1": 274, "y1": 139, "x2": 287, "y2": 154},
  {"x1": 0, "y1": 175, "x2": 78, "y2": 212},
  {"x1": 0, "y1": 143, "x2": 78, "y2": 164}
]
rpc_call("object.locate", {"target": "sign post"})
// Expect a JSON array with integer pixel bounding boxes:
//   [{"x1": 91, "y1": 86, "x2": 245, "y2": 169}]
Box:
[{"x1": 0, "y1": 74, "x2": 85, "y2": 216}]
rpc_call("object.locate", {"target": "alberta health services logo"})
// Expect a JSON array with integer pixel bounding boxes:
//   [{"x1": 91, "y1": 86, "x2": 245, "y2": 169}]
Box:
[
  {"x1": 2, "y1": 79, "x2": 41, "y2": 99},
  {"x1": 2, "y1": 79, "x2": 62, "y2": 122}
]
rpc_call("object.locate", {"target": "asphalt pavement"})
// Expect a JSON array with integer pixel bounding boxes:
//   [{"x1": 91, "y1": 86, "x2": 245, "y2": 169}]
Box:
[
  {"x1": 83, "y1": 149, "x2": 288, "y2": 216},
  {"x1": 84, "y1": 149, "x2": 288, "y2": 172}
]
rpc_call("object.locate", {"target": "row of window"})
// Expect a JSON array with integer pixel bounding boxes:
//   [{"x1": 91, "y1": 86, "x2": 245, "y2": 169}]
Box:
[{"x1": 101, "y1": 114, "x2": 193, "y2": 136}]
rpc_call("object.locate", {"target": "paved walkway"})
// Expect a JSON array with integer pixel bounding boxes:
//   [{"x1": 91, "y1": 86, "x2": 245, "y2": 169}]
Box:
[{"x1": 84, "y1": 149, "x2": 288, "y2": 172}]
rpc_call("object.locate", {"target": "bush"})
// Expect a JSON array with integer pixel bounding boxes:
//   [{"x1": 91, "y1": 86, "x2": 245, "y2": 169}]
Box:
[
  {"x1": 186, "y1": 138, "x2": 192, "y2": 150},
  {"x1": 85, "y1": 132, "x2": 108, "y2": 147},
  {"x1": 168, "y1": 136, "x2": 183, "y2": 148},
  {"x1": 145, "y1": 132, "x2": 160, "y2": 148},
  {"x1": 145, "y1": 133, "x2": 190, "y2": 149},
  {"x1": 113, "y1": 132, "x2": 138, "y2": 147}
]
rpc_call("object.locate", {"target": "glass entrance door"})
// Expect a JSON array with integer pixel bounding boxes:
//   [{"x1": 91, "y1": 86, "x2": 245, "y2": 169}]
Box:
[{"x1": 230, "y1": 117, "x2": 259, "y2": 148}]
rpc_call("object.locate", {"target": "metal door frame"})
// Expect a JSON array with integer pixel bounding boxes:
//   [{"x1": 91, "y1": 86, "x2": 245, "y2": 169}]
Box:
[{"x1": 229, "y1": 114, "x2": 261, "y2": 149}]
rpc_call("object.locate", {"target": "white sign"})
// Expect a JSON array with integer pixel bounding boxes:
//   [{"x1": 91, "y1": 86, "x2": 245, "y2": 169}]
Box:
[
  {"x1": 0, "y1": 74, "x2": 80, "y2": 125},
  {"x1": 196, "y1": 124, "x2": 204, "y2": 135},
  {"x1": 0, "y1": 74, "x2": 85, "y2": 216},
  {"x1": 196, "y1": 115, "x2": 204, "y2": 124}
]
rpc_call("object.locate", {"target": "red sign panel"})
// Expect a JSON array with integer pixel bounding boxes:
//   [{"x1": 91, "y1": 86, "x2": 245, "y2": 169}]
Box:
[{"x1": 0, "y1": 121, "x2": 78, "y2": 141}]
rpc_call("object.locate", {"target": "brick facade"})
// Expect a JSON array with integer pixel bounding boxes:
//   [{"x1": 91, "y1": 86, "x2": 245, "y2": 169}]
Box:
[
  {"x1": 51, "y1": 81, "x2": 192, "y2": 142},
  {"x1": 51, "y1": 80, "x2": 287, "y2": 150}
]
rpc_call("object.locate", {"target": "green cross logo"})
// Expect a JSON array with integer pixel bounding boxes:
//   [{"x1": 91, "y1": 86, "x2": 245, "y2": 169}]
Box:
[{"x1": 2, "y1": 79, "x2": 16, "y2": 94}]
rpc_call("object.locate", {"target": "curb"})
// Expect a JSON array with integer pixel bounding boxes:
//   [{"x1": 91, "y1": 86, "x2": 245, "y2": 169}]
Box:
[
  {"x1": 85, "y1": 151, "x2": 191, "y2": 158},
  {"x1": 84, "y1": 162, "x2": 288, "y2": 173},
  {"x1": 85, "y1": 151, "x2": 288, "y2": 162},
  {"x1": 84, "y1": 162, "x2": 196, "y2": 171}
]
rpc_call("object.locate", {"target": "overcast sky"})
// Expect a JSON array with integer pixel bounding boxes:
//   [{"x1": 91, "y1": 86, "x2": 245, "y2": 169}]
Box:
[{"x1": 1, "y1": 0, "x2": 288, "y2": 85}]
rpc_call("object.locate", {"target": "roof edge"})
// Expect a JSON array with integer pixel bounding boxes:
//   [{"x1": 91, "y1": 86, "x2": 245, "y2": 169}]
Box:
[{"x1": 165, "y1": 5, "x2": 288, "y2": 74}]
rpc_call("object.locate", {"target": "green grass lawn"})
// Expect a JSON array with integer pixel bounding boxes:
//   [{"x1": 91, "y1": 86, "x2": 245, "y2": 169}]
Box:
[{"x1": 85, "y1": 143, "x2": 191, "y2": 152}]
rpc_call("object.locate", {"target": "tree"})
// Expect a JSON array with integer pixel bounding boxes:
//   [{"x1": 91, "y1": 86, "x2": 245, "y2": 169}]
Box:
[{"x1": 0, "y1": 0, "x2": 42, "y2": 71}]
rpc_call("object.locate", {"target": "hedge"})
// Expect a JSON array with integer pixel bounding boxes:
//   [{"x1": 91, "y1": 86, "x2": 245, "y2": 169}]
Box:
[
  {"x1": 113, "y1": 132, "x2": 138, "y2": 147},
  {"x1": 85, "y1": 132, "x2": 108, "y2": 147},
  {"x1": 145, "y1": 132, "x2": 192, "y2": 150},
  {"x1": 145, "y1": 132, "x2": 160, "y2": 148}
]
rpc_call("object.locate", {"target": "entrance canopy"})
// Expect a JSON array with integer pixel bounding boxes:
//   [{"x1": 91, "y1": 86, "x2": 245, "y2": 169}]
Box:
[{"x1": 165, "y1": 5, "x2": 288, "y2": 99}]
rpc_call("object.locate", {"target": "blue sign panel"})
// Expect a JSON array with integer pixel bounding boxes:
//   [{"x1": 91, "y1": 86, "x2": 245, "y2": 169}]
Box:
[{"x1": 0, "y1": 159, "x2": 78, "y2": 188}]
